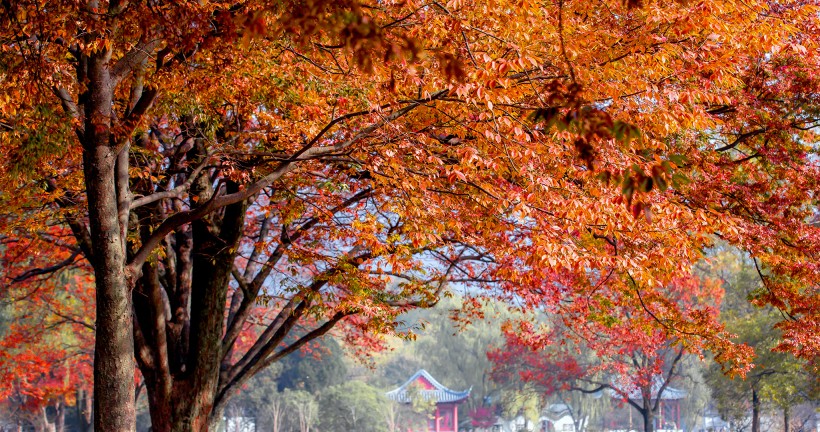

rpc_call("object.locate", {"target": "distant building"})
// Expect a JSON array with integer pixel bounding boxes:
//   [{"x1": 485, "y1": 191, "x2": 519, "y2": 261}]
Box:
[
  {"x1": 540, "y1": 404, "x2": 585, "y2": 432},
  {"x1": 386, "y1": 369, "x2": 471, "y2": 432},
  {"x1": 605, "y1": 377, "x2": 686, "y2": 432},
  {"x1": 692, "y1": 412, "x2": 729, "y2": 432}
]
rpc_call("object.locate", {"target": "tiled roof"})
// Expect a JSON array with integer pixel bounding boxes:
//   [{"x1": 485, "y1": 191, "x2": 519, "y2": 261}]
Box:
[
  {"x1": 609, "y1": 376, "x2": 687, "y2": 400},
  {"x1": 385, "y1": 369, "x2": 471, "y2": 404}
]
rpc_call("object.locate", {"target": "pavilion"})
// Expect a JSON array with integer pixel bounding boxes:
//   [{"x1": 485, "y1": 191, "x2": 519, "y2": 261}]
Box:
[
  {"x1": 386, "y1": 369, "x2": 471, "y2": 432},
  {"x1": 607, "y1": 377, "x2": 687, "y2": 431}
]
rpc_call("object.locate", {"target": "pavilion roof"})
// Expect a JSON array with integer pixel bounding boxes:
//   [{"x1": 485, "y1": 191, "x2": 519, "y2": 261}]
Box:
[
  {"x1": 608, "y1": 376, "x2": 687, "y2": 401},
  {"x1": 385, "y1": 369, "x2": 471, "y2": 404}
]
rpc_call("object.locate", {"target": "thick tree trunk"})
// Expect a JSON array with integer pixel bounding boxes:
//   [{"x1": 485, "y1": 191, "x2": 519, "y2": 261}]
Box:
[
  {"x1": 182, "y1": 182, "x2": 247, "y2": 432},
  {"x1": 139, "y1": 180, "x2": 248, "y2": 432},
  {"x1": 751, "y1": 389, "x2": 760, "y2": 432},
  {"x1": 145, "y1": 383, "x2": 216, "y2": 432},
  {"x1": 144, "y1": 380, "x2": 172, "y2": 432},
  {"x1": 84, "y1": 52, "x2": 136, "y2": 432}
]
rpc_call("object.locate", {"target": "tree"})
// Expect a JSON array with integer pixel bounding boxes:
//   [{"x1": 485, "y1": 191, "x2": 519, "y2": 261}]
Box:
[
  {"x1": 2, "y1": 1, "x2": 819, "y2": 431},
  {"x1": 287, "y1": 390, "x2": 318, "y2": 432},
  {"x1": 411, "y1": 297, "x2": 515, "y2": 414},
  {"x1": 265, "y1": 393, "x2": 285, "y2": 432},
  {"x1": 277, "y1": 337, "x2": 348, "y2": 393},
  {"x1": 496, "y1": 336, "x2": 690, "y2": 432},
  {"x1": 317, "y1": 381, "x2": 391, "y2": 432},
  {"x1": 0, "y1": 254, "x2": 94, "y2": 432},
  {"x1": 490, "y1": 275, "x2": 734, "y2": 432},
  {"x1": 226, "y1": 365, "x2": 285, "y2": 432},
  {"x1": 702, "y1": 248, "x2": 818, "y2": 432},
  {"x1": 542, "y1": 384, "x2": 610, "y2": 432}
]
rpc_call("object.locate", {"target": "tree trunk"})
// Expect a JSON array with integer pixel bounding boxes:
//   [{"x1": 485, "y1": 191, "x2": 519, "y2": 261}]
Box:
[
  {"x1": 84, "y1": 51, "x2": 136, "y2": 432},
  {"x1": 751, "y1": 389, "x2": 760, "y2": 432},
  {"x1": 55, "y1": 402, "x2": 66, "y2": 432},
  {"x1": 642, "y1": 408, "x2": 654, "y2": 432},
  {"x1": 77, "y1": 388, "x2": 93, "y2": 432},
  {"x1": 144, "y1": 380, "x2": 172, "y2": 432},
  {"x1": 783, "y1": 406, "x2": 789, "y2": 432},
  {"x1": 140, "y1": 183, "x2": 247, "y2": 432},
  {"x1": 145, "y1": 384, "x2": 219, "y2": 432},
  {"x1": 271, "y1": 399, "x2": 283, "y2": 432}
]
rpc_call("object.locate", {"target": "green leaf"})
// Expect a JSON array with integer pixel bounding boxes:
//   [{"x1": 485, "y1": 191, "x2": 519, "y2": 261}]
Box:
[{"x1": 669, "y1": 154, "x2": 689, "y2": 167}]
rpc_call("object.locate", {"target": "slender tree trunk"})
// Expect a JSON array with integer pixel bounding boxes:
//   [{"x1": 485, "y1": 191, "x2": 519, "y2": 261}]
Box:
[
  {"x1": 751, "y1": 389, "x2": 760, "y2": 432},
  {"x1": 84, "y1": 51, "x2": 136, "y2": 432},
  {"x1": 642, "y1": 406, "x2": 654, "y2": 432},
  {"x1": 77, "y1": 388, "x2": 93, "y2": 432},
  {"x1": 55, "y1": 402, "x2": 66, "y2": 432},
  {"x1": 783, "y1": 406, "x2": 789, "y2": 432},
  {"x1": 33, "y1": 415, "x2": 46, "y2": 432}
]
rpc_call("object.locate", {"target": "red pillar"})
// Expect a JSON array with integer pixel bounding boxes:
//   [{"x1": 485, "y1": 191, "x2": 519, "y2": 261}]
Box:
[
  {"x1": 676, "y1": 401, "x2": 680, "y2": 429},
  {"x1": 454, "y1": 404, "x2": 459, "y2": 432},
  {"x1": 659, "y1": 400, "x2": 664, "y2": 429},
  {"x1": 435, "y1": 406, "x2": 441, "y2": 432}
]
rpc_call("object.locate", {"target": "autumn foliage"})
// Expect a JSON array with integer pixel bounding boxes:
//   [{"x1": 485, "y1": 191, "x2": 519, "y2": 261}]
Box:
[
  {"x1": 0, "y1": 234, "x2": 94, "y2": 428},
  {"x1": 1, "y1": 0, "x2": 819, "y2": 430},
  {"x1": 490, "y1": 275, "x2": 735, "y2": 389}
]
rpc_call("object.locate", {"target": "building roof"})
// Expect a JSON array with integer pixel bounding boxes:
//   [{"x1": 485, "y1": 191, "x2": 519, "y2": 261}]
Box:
[
  {"x1": 608, "y1": 376, "x2": 687, "y2": 401},
  {"x1": 385, "y1": 369, "x2": 471, "y2": 404},
  {"x1": 540, "y1": 403, "x2": 573, "y2": 421}
]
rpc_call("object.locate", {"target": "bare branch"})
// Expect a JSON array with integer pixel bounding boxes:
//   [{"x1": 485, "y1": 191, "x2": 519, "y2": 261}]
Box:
[
  {"x1": 231, "y1": 267, "x2": 251, "y2": 297},
  {"x1": 213, "y1": 310, "x2": 354, "y2": 418},
  {"x1": 110, "y1": 38, "x2": 163, "y2": 85},
  {"x1": 250, "y1": 188, "x2": 374, "y2": 291},
  {"x1": 8, "y1": 250, "x2": 81, "y2": 283},
  {"x1": 652, "y1": 346, "x2": 684, "y2": 412},
  {"x1": 715, "y1": 128, "x2": 766, "y2": 152},
  {"x1": 46, "y1": 301, "x2": 96, "y2": 332},
  {"x1": 52, "y1": 87, "x2": 80, "y2": 120},
  {"x1": 66, "y1": 216, "x2": 94, "y2": 264},
  {"x1": 220, "y1": 188, "x2": 374, "y2": 362},
  {"x1": 130, "y1": 154, "x2": 213, "y2": 209}
]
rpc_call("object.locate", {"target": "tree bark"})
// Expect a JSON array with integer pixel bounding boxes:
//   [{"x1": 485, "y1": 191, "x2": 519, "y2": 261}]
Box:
[
  {"x1": 184, "y1": 181, "x2": 247, "y2": 432},
  {"x1": 751, "y1": 389, "x2": 760, "y2": 432},
  {"x1": 144, "y1": 382, "x2": 220, "y2": 432},
  {"x1": 83, "y1": 51, "x2": 136, "y2": 432}
]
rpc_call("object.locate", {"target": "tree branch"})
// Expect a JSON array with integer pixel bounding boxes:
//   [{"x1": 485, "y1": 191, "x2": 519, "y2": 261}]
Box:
[
  {"x1": 65, "y1": 216, "x2": 94, "y2": 265},
  {"x1": 8, "y1": 250, "x2": 81, "y2": 283},
  {"x1": 127, "y1": 93, "x2": 441, "y2": 279},
  {"x1": 110, "y1": 38, "x2": 163, "y2": 85},
  {"x1": 213, "y1": 310, "x2": 354, "y2": 418},
  {"x1": 652, "y1": 346, "x2": 684, "y2": 412},
  {"x1": 129, "y1": 153, "x2": 213, "y2": 209},
  {"x1": 715, "y1": 128, "x2": 766, "y2": 152},
  {"x1": 221, "y1": 188, "x2": 373, "y2": 358}
]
